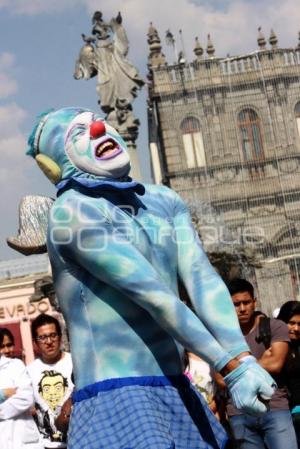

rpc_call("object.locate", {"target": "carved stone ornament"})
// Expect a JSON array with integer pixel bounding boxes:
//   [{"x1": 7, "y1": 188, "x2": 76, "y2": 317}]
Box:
[
  {"x1": 248, "y1": 204, "x2": 277, "y2": 216},
  {"x1": 214, "y1": 168, "x2": 236, "y2": 183},
  {"x1": 278, "y1": 158, "x2": 299, "y2": 173}
]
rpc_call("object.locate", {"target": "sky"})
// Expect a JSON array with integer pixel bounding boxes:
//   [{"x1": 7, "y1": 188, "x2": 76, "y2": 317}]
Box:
[{"x1": 1, "y1": 0, "x2": 300, "y2": 261}]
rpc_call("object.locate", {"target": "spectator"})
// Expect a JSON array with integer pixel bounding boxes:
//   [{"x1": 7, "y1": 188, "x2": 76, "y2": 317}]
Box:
[
  {"x1": 0, "y1": 344, "x2": 42, "y2": 448},
  {"x1": 215, "y1": 278, "x2": 297, "y2": 449},
  {"x1": 27, "y1": 314, "x2": 73, "y2": 449},
  {"x1": 184, "y1": 350, "x2": 218, "y2": 415},
  {"x1": 0, "y1": 328, "x2": 15, "y2": 358},
  {"x1": 277, "y1": 300, "x2": 300, "y2": 447}
]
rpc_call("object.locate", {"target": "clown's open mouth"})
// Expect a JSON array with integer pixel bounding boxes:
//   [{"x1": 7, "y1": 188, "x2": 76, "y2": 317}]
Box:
[{"x1": 95, "y1": 139, "x2": 122, "y2": 160}]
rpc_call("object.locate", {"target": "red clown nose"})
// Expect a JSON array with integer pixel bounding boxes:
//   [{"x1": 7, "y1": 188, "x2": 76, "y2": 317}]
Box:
[{"x1": 90, "y1": 121, "x2": 106, "y2": 139}]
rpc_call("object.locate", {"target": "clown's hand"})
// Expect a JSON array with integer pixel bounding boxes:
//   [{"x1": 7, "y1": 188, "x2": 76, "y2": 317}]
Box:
[{"x1": 224, "y1": 356, "x2": 276, "y2": 416}]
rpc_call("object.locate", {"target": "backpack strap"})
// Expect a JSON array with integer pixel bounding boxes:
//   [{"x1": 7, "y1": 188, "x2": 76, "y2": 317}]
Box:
[{"x1": 255, "y1": 316, "x2": 271, "y2": 349}]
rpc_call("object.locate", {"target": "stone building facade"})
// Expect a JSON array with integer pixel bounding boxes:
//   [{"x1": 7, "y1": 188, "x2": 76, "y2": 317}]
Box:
[{"x1": 147, "y1": 26, "x2": 300, "y2": 314}]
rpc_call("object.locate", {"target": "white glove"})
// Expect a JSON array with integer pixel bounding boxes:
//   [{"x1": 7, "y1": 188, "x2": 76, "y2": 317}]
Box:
[{"x1": 224, "y1": 356, "x2": 276, "y2": 416}]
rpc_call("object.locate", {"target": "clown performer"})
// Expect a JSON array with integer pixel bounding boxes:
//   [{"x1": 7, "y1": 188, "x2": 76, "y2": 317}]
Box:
[{"x1": 12, "y1": 107, "x2": 276, "y2": 449}]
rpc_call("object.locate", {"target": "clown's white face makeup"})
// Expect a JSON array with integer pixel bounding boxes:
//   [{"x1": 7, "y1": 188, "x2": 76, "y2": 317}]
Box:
[{"x1": 64, "y1": 111, "x2": 130, "y2": 178}]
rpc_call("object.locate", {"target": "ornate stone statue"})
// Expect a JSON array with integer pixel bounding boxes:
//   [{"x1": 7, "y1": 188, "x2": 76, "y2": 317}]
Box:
[
  {"x1": 74, "y1": 11, "x2": 144, "y2": 179},
  {"x1": 74, "y1": 34, "x2": 97, "y2": 80},
  {"x1": 74, "y1": 11, "x2": 144, "y2": 147},
  {"x1": 106, "y1": 98, "x2": 140, "y2": 143}
]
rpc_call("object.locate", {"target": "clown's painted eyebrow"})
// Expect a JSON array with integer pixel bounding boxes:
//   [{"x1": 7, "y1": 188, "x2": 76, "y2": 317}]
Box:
[
  {"x1": 71, "y1": 124, "x2": 86, "y2": 134},
  {"x1": 65, "y1": 113, "x2": 91, "y2": 141},
  {"x1": 65, "y1": 112, "x2": 102, "y2": 143},
  {"x1": 65, "y1": 123, "x2": 87, "y2": 143}
]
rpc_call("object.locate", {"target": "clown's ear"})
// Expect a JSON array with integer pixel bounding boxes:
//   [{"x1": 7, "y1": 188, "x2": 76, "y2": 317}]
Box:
[{"x1": 35, "y1": 154, "x2": 62, "y2": 184}]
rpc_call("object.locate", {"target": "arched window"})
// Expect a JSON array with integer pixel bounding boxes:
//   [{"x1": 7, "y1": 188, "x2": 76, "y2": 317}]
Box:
[
  {"x1": 238, "y1": 109, "x2": 264, "y2": 161},
  {"x1": 180, "y1": 116, "x2": 206, "y2": 168},
  {"x1": 294, "y1": 102, "x2": 300, "y2": 138}
]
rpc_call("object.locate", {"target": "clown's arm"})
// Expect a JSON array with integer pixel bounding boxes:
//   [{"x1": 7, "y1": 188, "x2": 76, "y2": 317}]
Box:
[
  {"x1": 172, "y1": 192, "x2": 275, "y2": 390},
  {"x1": 172, "y1": 191, "x2": 278, "y2": 407},
  {"x1": 51, "y1": 198, "x2": 275, "y2": 415},
  {"x1": 173, "y1": 191, "x2": 250, "y2": 357}
]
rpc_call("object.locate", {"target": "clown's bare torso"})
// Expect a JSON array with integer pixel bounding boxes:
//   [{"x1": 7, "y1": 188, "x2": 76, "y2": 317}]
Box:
[
  {"x1": 49, "y1": 184, "x2": 182, "y2": 388},
  {"x1": 48, "y1": 182, "x2": 246, "y2": 390}
]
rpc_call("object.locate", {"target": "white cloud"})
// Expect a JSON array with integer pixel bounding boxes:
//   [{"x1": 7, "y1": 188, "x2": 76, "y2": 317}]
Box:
[
  {"x1": 0, "y1": 102, "x2": 54, "y2": 259},
  {"x1": 0, "y1": 133, "x2": 26, "y2": 161},
  {"x1": 80, "y1": 0, "x2": 300, "y2": 61},
  {"x1": 0, "y1": 102, "x2": 27, "y2": 140},
  {"x1": 0, "y1": 0, "x2": 9, "y2": 8},
  {"x1": 0, "y1": 103, "x2": 28, "y2": 182},
  {"x1": 0, "y1": 104, "x2": 28, "y2": 201},
  {"x1": 0, "y1": 0, "x2": 81, "y2": 15},
  {"x1": 2, "y1": 1, "x2": 300, "y2": 57},
  {"x1": 0, "y1": 63, "x2": 33, "y2": 210},
  {"x1": 0, "y1": 52, "x2": 15, "y2": 67},
  {"x1": 0, "y1": 52, "x2": 18, "y2": 99}
]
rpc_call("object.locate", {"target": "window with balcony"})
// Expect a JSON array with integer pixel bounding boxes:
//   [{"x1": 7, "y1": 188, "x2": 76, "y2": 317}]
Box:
[
  {"x1": 294, "y1": 102, "x2": 300, "y2": 139},
  {"x1": 238, "y1": 109, "x2": 264, "y2": 161},
  {"x1": 180, "y1": 116, "x2": 206, "y2": 168}
]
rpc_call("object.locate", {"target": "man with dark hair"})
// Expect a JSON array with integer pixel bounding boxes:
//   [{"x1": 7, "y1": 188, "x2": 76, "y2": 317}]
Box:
[
  {"x1": 222, "y1": 278, "x2": 297, "y2": 449},
  {"x1": 28, "y1": 314, "x2": 73, "y2": 449},
  {"x1": 227, "y1": 278, "x2": 254, "y2": 299},
  {"x1": 31, "y1": 315, "x2": 62, "y2": 343}
]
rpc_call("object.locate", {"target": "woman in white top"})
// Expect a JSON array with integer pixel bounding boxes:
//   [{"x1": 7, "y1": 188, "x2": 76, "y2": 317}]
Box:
[{"x1": 0, "y1": 354, "x2": 43, "y2": 449}]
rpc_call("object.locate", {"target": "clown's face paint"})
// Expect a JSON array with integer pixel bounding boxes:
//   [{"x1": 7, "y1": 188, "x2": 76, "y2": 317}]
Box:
[{"x1": 64, "y1": 111, "x2": 130, "y2": 178}]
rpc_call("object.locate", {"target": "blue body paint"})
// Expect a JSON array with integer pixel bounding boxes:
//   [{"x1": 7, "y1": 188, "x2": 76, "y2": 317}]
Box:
[{"x1": 26, "y1": 107, "x2": 253, "y2": 448}]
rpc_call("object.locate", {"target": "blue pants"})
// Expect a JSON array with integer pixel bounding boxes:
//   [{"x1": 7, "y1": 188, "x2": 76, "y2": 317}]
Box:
[
  {"x1": 292, "y1": 412, "x2": 300, "y2": 448},
  {"x1": 229, "y1": 410, "x2": 298, "y2": 449}
]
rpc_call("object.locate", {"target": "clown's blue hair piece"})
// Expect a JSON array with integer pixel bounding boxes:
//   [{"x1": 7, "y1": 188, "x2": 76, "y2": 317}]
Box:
[{"x1": 26, "y1": 108, "x2": 55, "y2": 157}]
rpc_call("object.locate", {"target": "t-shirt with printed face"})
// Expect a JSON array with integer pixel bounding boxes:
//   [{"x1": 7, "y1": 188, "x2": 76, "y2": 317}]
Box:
[{"x1": 27, "y1": 352, "x2": 73, "y2": 448}]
